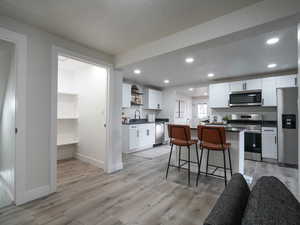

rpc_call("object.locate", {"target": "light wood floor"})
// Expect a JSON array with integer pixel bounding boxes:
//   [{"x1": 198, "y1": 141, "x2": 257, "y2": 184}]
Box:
[{"x1": 0, "y1": 152, "x2": 298, "y2": 225}]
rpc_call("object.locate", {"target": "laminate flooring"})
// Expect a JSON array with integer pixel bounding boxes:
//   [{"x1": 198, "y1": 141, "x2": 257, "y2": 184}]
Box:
[{"x1": 0, "y1": 153, "x2": 298, "y2": 225}]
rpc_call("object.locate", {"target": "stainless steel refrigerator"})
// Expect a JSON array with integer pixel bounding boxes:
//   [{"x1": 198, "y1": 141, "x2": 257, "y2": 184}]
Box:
[{"x1": 277, "y1": 87, "x2": 298, "y2": 166}]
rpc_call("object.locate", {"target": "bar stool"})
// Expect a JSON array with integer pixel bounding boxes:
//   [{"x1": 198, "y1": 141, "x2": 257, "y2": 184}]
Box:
[
  {"x1": 166, "y1": 124, "x2": 200, "y2": 186},
  {"x1": 196, "y1": 125, "x2": 233, "y2": 186}
]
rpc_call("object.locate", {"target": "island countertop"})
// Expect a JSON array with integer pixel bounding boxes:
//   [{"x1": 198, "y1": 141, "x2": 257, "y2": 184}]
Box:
[
  {"x1": 190, "y1": 126, "x2": 244, "y2": 133},
  {"x1": 175, "y1": 127, "x2": 246, "y2": 178}
]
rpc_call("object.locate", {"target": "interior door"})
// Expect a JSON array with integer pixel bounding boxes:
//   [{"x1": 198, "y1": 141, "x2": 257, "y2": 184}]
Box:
[{"x1": 76, "y1": 63, "x2": 107, "y2": 164}]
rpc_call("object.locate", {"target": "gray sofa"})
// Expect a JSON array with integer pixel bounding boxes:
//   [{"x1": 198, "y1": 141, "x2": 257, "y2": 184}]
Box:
[{"x1": 204, "y1": 173, "x2": 300, "y2": 225}]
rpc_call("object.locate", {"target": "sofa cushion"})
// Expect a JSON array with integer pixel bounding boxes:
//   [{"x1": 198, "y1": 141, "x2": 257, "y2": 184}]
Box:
[
  {"x1": 204, "y1": 173, "x2": 250, "y2": 225},
  {"x1": 241, "y1": 176, "x2": 300, "y2": 225}
]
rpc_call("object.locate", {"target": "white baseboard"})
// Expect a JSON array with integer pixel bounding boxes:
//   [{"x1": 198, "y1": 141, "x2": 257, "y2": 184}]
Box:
[
  {"x1": 107, "y1": 161, "x2": 123, "y2": 173},
  {"x1": 25, "y1": 185, "x2": 50, "y2": 203},
  {"x1": 0, "y1": 174, "x2": 14, "y2": 201},
  {"x1": 75, "y1": 153, "x2": 104, "y2": 169}
]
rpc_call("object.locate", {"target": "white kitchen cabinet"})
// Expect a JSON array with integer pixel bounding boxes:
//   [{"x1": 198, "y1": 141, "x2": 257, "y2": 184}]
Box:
[
  {"x1": 262, "y1": 127, "x2": 277, "y2": 159},
  {"x1": 122, "y1": 83, "x2": 131, "y2": 108},
  {"x1": 129, "y1": 125, "x2": 139, "y2": 150},
  {"x1": 144, "y1": 88, "x2": 162, "y2": 110},
  {"x1": 229, "y1": 79, "x2": 261, "y2": 92},
  {"x1": 209, "y1": 83, "x2": 230, "y2": 108},
  {"x1": 229, "y1": 81, "x2": 244, "y2": 92},
  {"x1": 124, "y1": 123, "x2": 155, "y2": 152},
  {"x1": 245, "y1": 79, "x2": 262, "y2": 90},
  {"x1": 140, "y1": 123, "x2": 155, "y2": 148},
  {"x1": 262, "y1": 77, "x2": 277, "y2": 107},
  {"x1": 276, "y1": 75, "x2": 297, "y2": 88}
]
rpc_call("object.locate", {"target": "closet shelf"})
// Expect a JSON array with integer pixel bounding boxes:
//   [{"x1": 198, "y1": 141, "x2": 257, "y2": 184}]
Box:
[
  {"x1": 57, "y1": 116, "x2": 79, "y2": 120},
  {"x1": 57, "y1": 138, "x2": 79, "y2": 146},
  {"x1": 58, "y1": 92, "x2": 78, "y2": 96}
]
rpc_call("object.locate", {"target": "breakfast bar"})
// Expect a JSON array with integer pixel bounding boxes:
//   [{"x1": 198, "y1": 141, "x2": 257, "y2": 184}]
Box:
[{"x1": 175, "y1": 126, "x2": 246, "y2": 177}]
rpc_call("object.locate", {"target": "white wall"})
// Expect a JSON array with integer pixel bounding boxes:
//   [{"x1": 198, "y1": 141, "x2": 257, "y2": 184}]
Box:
[
  {"x1": 0, "y1": 15, "x2": 114, "y2": 201},
  {"x1": 109, "y1": 70, "x2": 123, "y2": 172},
  {"x1": 77, "y1": 64, "x2": 107, "y2": 168},
  {"x1": 158, "y1": 87, "x2": 193, "y2": 124},
  {"x1": 297, "y1": 23, "x2": 300, "y2": 190},
  {"x1": 0, "y1": 41, "x2": 15, "y2": 199}
]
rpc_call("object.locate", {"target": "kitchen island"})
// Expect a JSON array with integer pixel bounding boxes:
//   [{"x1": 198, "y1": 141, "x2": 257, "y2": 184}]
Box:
[{"x1": 175, "y1": 126, "x2": 246, "y2": 177}]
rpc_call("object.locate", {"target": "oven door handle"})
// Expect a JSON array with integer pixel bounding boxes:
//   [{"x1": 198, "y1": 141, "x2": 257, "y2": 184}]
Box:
[{"x1": 245, "y1": 130, "x2": 262, "y2": 134}]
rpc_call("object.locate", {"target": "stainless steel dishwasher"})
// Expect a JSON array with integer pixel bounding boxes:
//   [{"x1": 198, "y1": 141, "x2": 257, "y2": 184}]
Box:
[{"x1": 155, "y1": 122, "x2": 165, "y2": 146}]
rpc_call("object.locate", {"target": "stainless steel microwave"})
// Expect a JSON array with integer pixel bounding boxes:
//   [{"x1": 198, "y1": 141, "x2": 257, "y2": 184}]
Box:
[{"x1": 229, "y1": 91, "x2": 262, "y2": 107}]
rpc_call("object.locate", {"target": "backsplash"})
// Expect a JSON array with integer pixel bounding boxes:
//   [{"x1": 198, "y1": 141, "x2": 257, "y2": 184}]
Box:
[
  {"x1": 122, "y1": 106, "x2": 160, "y2": 120},
  {"x1": 211, "y1": 107, "x2": 277, "y2": 121}
]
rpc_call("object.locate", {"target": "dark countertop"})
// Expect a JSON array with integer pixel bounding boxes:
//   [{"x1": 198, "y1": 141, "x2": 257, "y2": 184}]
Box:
[
  {"x1": 190, "y1": 126, "x2": 244, "y2": 133},
  {"x1": 122, "y1": 118, "x2": 169, "y2": 125}
]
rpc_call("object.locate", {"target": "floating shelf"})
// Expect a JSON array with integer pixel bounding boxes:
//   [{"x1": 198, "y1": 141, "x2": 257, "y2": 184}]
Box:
[{"x1": 131, "y1": 102, "x2": 143, "y2": 106}]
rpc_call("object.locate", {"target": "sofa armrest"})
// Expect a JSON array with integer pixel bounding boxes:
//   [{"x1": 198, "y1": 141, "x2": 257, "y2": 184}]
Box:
[{"x1": 204, "y1": 173, "x2": 250, "y2": 225}]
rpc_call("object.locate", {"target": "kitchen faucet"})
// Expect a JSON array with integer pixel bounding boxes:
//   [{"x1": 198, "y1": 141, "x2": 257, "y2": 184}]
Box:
[{"x1": 134, "y1": 109, "x2": 141, "y2": 119}]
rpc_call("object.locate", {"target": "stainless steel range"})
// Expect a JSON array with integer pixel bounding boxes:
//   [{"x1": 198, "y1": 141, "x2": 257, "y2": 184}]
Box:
[{"x1": 228, "y1": 114, "x2": 263, "y2": 161}]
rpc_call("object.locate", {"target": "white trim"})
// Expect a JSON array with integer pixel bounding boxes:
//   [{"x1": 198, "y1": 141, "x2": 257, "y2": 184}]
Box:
[
  {"x1": 75, "y1": 153, "x2": 104, "y2": 169},
  {"x1": 107, "y1": 162, "x2": 123, "y2": 173},
  {"x1": 0, "y1": 27, "x2": 27, "y2": 205},
  {"x1": 0, "y1": 174, "x2": 14, "y2": 202},
  {"x1": 50, "y1": 46, "x2": 113, "y2": 193},
  {"x1": 24, "y1": 185, "x2": 50, "y2": 203}
]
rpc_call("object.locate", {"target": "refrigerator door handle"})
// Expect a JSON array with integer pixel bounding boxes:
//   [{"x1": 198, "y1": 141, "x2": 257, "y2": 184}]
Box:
[{"x1": 275, "y1": 136, "x2": 277, "y2": 144}]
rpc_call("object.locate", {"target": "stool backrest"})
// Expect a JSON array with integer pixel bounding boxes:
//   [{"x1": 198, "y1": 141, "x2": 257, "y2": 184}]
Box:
[
  {"x1": 168, "y1": 124, "x2": 191, "y2": 141},
  {"x1": 197, "y1": 125, "x2": 226, "y2": 145}
]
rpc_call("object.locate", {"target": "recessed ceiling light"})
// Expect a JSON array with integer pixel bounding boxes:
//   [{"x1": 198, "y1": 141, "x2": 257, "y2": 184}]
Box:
[
  {"x1": 134, "y1": 69, "x2": 141, "y2": 74},
  {"x1": 189, "y1": 88, "x2": 194, "y2": 91},
  {"x1": 208, "y1": 73, "x2": 215, "y2": 77},
  {"x1": 204, "y1": 92, "x2": 208, "y2": 95},
  {"x1": 164, "y1": 79, "x2": 170, "y2": 84},
  {"x1": 185, "y1": 57, "x2": 194, "y2": 64},
  {"x1": 266, "y1": 37, "x2": 279, "y2": 45},
  {"x1": 268, "y1": 63, "x2": 277, "y2": 68}
]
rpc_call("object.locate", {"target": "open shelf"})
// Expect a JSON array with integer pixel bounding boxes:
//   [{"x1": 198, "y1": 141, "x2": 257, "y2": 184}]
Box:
[
  {"x1": 57, "y1": 136, "x2": 79, "y2": 146},
  {"x1": 57, "y1": 116, "x2": 79, "y2": 120},
  {"x1": 58, "y1": 92, "x2": 78, "y2": 96}
]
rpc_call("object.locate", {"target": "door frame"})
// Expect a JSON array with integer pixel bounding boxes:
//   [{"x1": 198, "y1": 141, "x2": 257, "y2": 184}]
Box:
[
  {"x1": 50, "y1": 46, "x2": 113, "y2": 192},
  {"x1": 0, "y1": 27, "x2": 27, "y2": 205}
]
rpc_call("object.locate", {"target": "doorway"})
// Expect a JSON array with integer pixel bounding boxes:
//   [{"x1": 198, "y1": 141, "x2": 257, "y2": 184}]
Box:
[
  {"x1": 53, "y1": 51, "x2": 109, "y2": 188},
  {"x1": 0, "y1": 39, "x2": 16, "y2": 208}
]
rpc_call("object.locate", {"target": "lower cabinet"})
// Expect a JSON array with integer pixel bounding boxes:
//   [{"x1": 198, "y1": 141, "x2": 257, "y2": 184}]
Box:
[
  {"x1": 262, "y1": 127, "x2": 277, "y2": 160},
  {"x1": 122, "y1": 123, "x2": 155, "y2": 153}
]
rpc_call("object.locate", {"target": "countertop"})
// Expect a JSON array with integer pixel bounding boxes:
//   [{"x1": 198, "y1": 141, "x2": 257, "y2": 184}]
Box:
[
  {"x1": 190, "y1": 126, "x2": 244, "y2": 133},
  {"x1": 122, "y1": 118, "x2": 169, "y2": 125}
]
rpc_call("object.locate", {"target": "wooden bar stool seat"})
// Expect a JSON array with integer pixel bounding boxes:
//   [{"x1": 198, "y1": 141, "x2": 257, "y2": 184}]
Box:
[
  {"x1": 201, "y1": 142, "x2": 231, "y2": 150},
  {"x1": 171, "y1": 139, "x2": 198, "y2": 146},
  {"x1": 166, "y1": 124, "x2": 200, "y2": 186},
  {"x1": 197, "y1": 125, "x2": 233, "y2": 186}
]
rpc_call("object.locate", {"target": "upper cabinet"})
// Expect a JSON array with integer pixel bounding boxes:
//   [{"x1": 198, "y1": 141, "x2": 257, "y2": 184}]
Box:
[
  {"x1": 144, "y1": 88, "x2": 162, "y2": 110},
  {"x1": 245, "y1": 79, "x2": 262, "y2": 90},
  {"x1": 262, "y1": 77, "x2": 277, "y2": 107},
  {"x1": 276, "y1": 75, "x2": 297, "y2": 88},
  {"x1": 122, "y1": 83, "x2": 131, "y2": 108},
  {"x1": 209, "y1": 83, "x2": 230, "y2": 108},
  {"x1": 229, "y1": 81, "x2": 244, "y2": 92},
  {"x1": 229, "y1": 79, "x2": 261, "y2": 92}
]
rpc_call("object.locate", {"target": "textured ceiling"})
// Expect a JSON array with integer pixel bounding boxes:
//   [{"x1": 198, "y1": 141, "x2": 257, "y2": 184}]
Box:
[
  {"x1": 121, "y1": 26, "x2": 298, "y2": 88},
  {"x1": 0, "y1": 0, "x2": 263, "y2": 54}
]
